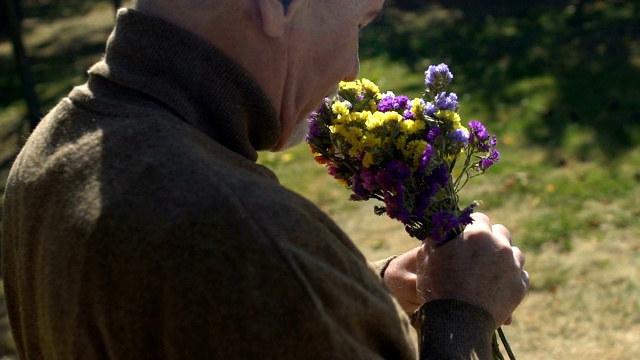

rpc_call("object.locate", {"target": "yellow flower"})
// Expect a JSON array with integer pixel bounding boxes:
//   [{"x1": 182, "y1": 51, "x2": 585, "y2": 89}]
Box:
[
  {"x1": 329, "y1": 124, "x2": 345, "y2": 135},
  {"x1": 385, "y1": 112, "x2": 404, "y2": 125},
  {"x1": 362, "y1": 152, "x2": 374, "y2": 168},
  {"x1": 348, "y1": 148, "x2": 361, "y2": 157},
  {"x1": 361, "y1": 78, "x2": 380, "y2": 95},
  {"x1": 435, "y1": 110, "x2": 464, "y2": 130},
  {"x1": 366, "y1": 111, "x2": 402, "y2": 129},
  {"x1": 410, "y1": 98, "x2": 426, "y2": 119},
  {"x1": 395, "y1": 136, "x2": 407, "y2": 150},
  {"x1": 345, "y1": 111, "x2": 371, "y2": 127},
  {"x1": 400, "y1": 119, "x2": 426, "y2": 135},
  {"x1": 345, "y1": 126, "x2": 364, "y2": 145},
  {"x1": 337, "y1": 178, "x2": 349, "y2": 187},
  {"x1": 330, "y1": 124, "x2": 364, "y2": 157},
  {"x1": 332, "y1": 101, "x2": 351, "y2": 118},
  {"x1": 403, "y1": 140, "x2": 428, "y2": 169},
  {"x1": 367, "y1": 99, "x2": 378, "y2": 112},
  {"x1": 339, "y1": 80, "x2": 360, "y2": 93},
  {"x1": 362, "y1": 133, "x2": 382, "y2": 148},
  {"x1": 365, "y1": 112, "x2": 386, "y2": 129}
]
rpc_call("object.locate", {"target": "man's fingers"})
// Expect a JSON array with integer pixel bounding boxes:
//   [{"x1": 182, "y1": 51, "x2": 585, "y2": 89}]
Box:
[
  {"x1": 491, "y1": 223, "x2": 511, "y2": 245},
  {"x1": 512, "y1": 246, "x2": 525, "y2": 268},
  {"x1": 522, "y1": 270, "x2": 530, "y2": 288},
  {"x1": 468, "y1": 212, "x2": 492, "y2": 232},
  {"x1": 512, "y1": 247, "x2": 529, "y2": 291}
]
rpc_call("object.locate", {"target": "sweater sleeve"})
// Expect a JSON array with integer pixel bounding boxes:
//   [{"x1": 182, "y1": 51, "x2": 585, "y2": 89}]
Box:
[
  {"x1": 370, "y1": 255, "x2": 399, "y2": 279},
  {"x1": 415, "y1": 299, "x2": 496, "y2": 360}
]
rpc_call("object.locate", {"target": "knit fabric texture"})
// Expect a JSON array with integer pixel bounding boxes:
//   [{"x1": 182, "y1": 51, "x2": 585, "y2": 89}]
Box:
[{"x1": 2, "y1": 8, "x2": 494, "y2": 360}]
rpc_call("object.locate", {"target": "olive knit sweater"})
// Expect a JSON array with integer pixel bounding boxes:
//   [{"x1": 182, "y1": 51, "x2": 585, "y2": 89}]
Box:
[{"x1": 2, "y1": 9, "x2": 494, "y2": 359}]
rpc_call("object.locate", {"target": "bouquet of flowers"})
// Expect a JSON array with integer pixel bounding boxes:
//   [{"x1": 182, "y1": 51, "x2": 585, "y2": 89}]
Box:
[
  {"x1": 307, "y1": 63, "x2": 499, "y2": 244},
  {"x1": 306, "y1": 64, "x2": 513, "y2": 359}
]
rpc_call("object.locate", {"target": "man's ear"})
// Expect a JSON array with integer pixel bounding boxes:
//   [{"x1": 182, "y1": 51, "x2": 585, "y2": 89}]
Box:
[{"x1": 258, "y1": 0, "x2": 302, "y2": 38}]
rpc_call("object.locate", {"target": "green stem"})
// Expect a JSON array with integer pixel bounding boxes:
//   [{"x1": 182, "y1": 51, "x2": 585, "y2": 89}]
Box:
[
  {"x1": 491, "y1": 332, "x2": 505, "y2": 360},
  {"x1": 498, "y1": 327, "x2": 516, "y2": 360}
]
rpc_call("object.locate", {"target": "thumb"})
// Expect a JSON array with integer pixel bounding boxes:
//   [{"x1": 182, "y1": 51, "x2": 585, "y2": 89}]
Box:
[
  {"x1": 417, "y1": 241, "x2": 430, "y2": 263},
  {"x1": 421, "y1": 238, "x2": 439, "y2": 256}
]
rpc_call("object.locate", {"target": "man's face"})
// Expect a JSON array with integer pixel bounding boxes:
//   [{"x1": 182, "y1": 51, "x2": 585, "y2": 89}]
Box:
[{"x1": 275, "y1": 0, "x2": 385, "y2": 150}]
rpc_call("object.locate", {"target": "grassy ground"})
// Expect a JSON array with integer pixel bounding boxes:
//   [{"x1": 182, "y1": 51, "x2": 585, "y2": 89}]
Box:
[
  {"x1": 263, "y1": 141, "x2": 640, "y2": 359},
  {"x1": 1, "y1": 1, "x2": 640, "y2": 359}
]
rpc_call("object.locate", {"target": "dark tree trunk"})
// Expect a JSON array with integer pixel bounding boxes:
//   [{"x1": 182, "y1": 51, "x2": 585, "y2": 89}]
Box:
[{"x1": 1, "y1": 0, "x2": 42, "y2": 130}]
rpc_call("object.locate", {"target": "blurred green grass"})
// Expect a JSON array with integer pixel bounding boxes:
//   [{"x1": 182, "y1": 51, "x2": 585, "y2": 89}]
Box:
[
  {"x1": 1, "y1": 1, "x2": 640, "y2": 358},
  {"x1": 362, "y1": 0, "x2": 640, "y2": 158}
]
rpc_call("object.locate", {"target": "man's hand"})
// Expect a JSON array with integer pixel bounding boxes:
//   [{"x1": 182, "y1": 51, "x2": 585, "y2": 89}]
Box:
[
  {"x1": 382, "y1": 247, "x2": 423, "y2": 313},
  {"x1": 417, "y1": 212, "x2": 530, "y2": 328}
]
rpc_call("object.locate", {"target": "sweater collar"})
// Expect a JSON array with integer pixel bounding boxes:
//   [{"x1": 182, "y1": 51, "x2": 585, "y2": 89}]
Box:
[{"x1": 87, "y1": 8, "x2": 282, "y2": 162}]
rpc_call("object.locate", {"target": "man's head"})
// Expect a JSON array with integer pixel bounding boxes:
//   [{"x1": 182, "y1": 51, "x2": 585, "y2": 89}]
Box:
[{"x1": 135, "y1": 0, "x2": 385, "y2": 150}]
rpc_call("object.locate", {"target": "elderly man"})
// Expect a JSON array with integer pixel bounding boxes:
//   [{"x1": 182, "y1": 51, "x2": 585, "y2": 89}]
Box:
[{"x1": 2, "y1": 0, "x2": 529, "y2": 358}]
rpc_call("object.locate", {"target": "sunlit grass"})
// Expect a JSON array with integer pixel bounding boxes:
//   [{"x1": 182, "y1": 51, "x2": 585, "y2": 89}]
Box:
[{"x1": 264, "y1": 55, "x2": 640, "y2": 358}]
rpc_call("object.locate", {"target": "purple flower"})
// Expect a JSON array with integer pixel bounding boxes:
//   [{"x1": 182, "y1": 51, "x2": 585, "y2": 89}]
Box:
[
  {"x1": 478, "y1": 148, "x2": 500, "y2": 171},
  {"x1": 426, "y1": 127, "x2": 441, "y2": 142},
  {"x1": 424, "y1": 102, "x2": 437, "y2": 118},
  {"x1": 419, "y1": 144, "x2": 433, "y2": 170},
  {"x1": 469, "y1": 120, "x2": 489, "y2": 142},
  {"x1": 431, "y1": 164, "x2": 449, "y2": 187},
  {"x1": 422, "y1": 164, "x2": 449, "y2": 197},
  {"x1": 374, "y1": 160, "x2": 411, "y2": 191},
  {"x1": 458, "y1": 203, "x2": 478, "y2": 227},
  {"x1": 351, "y1": 176, "x2": 368, "y2": 198},
  {"x1": 429, "y1": 205, "x2": 477, "y2": 244},
  {"x1": 425, "y1": 63, "x2": 453, "y2": 94},
  {"x1": 402, "y1": 101, "x2": 416, "y2": 119},
  {"x1": 430, "y1": 211, "x2": 458, "y2": 244},
  {"x1": 377, "y1": 95, "x2": 395, "y2": 112},
  {"x1": 360, "y1": 167, "x2": 378, "y2": 192},
  {"x1": 327, "y1": 165, "x2": 341, "y2": 179},
  {"x1": 395, "y1": 95, "x2": 410, "y2": 110},
  {"x1": 468, "y1": 120, "x2": 499, "y2": 154},
  {"x1": 306, "y1": 113, "x2": 322, "y2": 141},
  {"x1": 413, "y1": 190, "x2": 432, "y2": 218},
  {"x1": 449, "y1": 129, "x2": 469, "y2": 146},
  {"x1": 490, "y1": 135, "x2": 498, "y2": 148},
  {"x1": 435, "y1": 92, "x2": 459, "y2": 112},
  {"x1": 384, "y1": 189, "x2": 411, "y2": 223},
  {"x1": 377, "y1": 94, "x2": 411, "y2": 112}
]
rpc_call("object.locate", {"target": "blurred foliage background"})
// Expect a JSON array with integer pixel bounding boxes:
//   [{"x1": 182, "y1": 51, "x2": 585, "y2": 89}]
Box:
[
  {"x1": 365, "y1": 0, "x2": 640, "y2": 159},
  {"x1": 1, "y1": 0, "x2": 640, "y2": 358}
]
